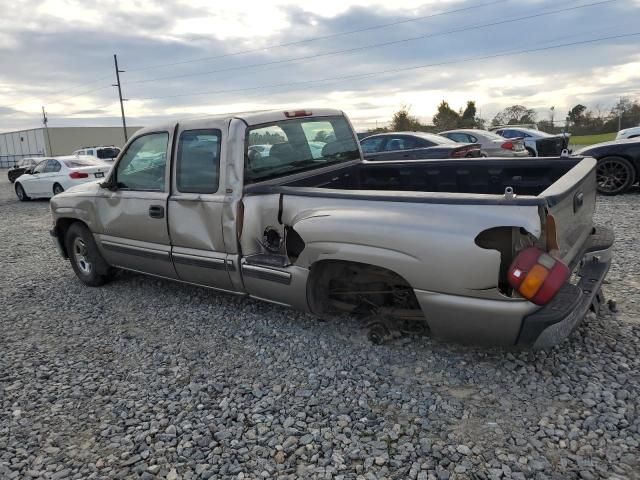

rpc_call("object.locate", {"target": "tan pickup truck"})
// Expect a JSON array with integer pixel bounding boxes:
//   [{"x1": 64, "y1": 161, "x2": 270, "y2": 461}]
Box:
[{"x1": 50, "y1": 109, "x2": 613, "y2": 348}]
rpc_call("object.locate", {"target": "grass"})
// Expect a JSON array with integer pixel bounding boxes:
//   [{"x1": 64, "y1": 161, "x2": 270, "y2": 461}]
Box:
[{"x1": 569, "y1": 132, "x2": 616, "y2": 146}]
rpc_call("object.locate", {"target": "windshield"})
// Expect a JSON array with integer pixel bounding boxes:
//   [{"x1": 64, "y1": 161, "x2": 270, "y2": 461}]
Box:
[
  {"x1": 97, "y1": 147, "x2": 120, "y2": 159},
  {"x1": 482, "y1": 131, "x2": 509, "y2": 141},
  {"x1": 414, "y1": 132, "x2": 457, "y2": 145},
  {"x1": 64, "y1": 159, "x2": 103, "y2": 168},
  {"x1": 245, "y1": 116, "x2": 360, "y2": 184}
]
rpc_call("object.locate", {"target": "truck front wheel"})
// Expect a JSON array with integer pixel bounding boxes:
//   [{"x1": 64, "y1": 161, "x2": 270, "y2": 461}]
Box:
[{"x1": 65, "y1": 222, "x2": 114, "y2": 286}]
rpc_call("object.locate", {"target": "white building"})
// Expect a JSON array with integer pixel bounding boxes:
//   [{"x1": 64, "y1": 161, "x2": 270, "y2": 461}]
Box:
[{"x1": 0, "y1": 126, "x2": 141, "y2": 167}]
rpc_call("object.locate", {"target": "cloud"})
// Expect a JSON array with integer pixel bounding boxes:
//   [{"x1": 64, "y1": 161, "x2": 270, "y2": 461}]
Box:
[{"x1": 0, "y1": 0, "x2": 638, "y2": 132}]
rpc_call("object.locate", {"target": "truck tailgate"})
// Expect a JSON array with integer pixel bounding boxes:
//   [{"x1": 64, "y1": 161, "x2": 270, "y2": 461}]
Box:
[{"x1": 539, "y1": 157, "x2": 597, "y2": 266}]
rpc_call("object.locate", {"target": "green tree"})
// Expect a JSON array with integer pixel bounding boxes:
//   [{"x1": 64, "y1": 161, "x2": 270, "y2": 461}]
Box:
[
  {"x1": 567, "y1": 104, "x2": 587, "y2": 126},
  {"x1": 390, "y1": 105, "x2": 423, "y2": 131},
  {"x1": 460, "y1": 101, "x2": 477, "y2": 128},
  {"x1": 314, "y1": 131, "x2": 328, "y2": 142},
  {"x1": 432, "y1": 101, "x2": 461, "y2": 131},
  {"x1": 491, "y1": 105, "x2": 536, "y2": 126}
]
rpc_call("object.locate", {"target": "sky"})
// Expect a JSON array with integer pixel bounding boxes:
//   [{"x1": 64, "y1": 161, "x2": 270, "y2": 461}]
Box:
[{"x1": 1, "y1": 0, "x2": 639, "y2": 133}]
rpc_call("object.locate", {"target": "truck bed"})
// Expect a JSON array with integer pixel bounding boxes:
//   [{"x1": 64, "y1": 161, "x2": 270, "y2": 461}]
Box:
[{"x1": 247, "y1": 157, "x2": 588, "y2": 200}]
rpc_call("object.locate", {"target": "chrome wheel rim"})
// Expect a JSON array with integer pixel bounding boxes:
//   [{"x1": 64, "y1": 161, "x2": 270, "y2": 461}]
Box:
[
  {"x1": 596, "y1": 160, "x2": 629, "y2": 193},
  {"x1": 72, "y1": 238, "x2": 92, "y2": 274},
  {"x1": 16, "y1": 185, "x2": 24, "y2": 199}
]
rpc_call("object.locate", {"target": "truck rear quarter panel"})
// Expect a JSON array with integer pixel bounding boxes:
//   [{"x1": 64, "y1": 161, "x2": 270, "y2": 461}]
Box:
[{"x1": 279, "y1": 195, "x2": 543, "y2": 300}]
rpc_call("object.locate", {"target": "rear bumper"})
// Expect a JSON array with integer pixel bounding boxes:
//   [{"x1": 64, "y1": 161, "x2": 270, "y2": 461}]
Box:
[
  {"x1": 517, "y1": 225, "x2": 614, "y2": 348},
  {"x1": 414, "y1": 225, "x2": 614, "y2": 347}
]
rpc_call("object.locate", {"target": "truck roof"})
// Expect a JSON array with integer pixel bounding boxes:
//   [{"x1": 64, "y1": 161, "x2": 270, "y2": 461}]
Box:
[{"x1": 135, "y1": 108, "x2": 345, "y2": 137}]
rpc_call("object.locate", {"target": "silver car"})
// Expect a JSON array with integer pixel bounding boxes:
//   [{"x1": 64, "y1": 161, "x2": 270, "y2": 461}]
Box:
[{"x1": 440, "y1": 129, "x2": 529, "y2": 157}]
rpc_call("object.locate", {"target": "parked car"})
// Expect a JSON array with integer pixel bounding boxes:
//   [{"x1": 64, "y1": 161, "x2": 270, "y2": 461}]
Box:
[
  {"x1": 50, "y1": 108, "x2": 612, "y2": 348},
  {"x1": 72, "y1": 146, "x2": 121, "y2": 161},
  {"x1": 616, "y1": 126, "x2": 640, "y2": 140},
  {"x1": 491, "y1": 127, "x2": 569, "y2": 157},
  {"x1": 360, "y1": 132, "x2": 481, "y2": 160},
  {"x1": 439, "y1": 129, "x2": 529, "y2": 157},
  {"x1": 14, "y1": 156, "x2": 111, "y2": 201},
  {"x1": 7, "y1": 157, "x2": 44, "y2": 183},
  {"x1": 573, "y1": 138, "x2": 640, "y2": 195}
]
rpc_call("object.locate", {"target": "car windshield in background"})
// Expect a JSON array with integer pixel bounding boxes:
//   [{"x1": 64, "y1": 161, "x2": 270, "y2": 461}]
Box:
[
  {"x1": 518, "y1": 128, "x2": 552, "y2": 138},
  {"x1": 245, "y1": 116, "x2": 359, "y2": 183},
  {"x1": 414, "y1": 132, "x2": 457, "y2": 145},
  {"x1": 64, "y1": 159, "x2": 102, "y2": 168},
  {"x1": 482, "y1": 131, "x2": 509, "y2": 141},
  {"x1": 97, "y1": 148, "x2": 121, "y2": 159}
]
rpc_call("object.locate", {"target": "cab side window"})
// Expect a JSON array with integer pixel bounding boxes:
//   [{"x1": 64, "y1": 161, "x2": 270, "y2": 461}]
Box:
[
  {"x1": 115, "y1": 133, "x2": 169, "y2": 191},
  {"x1": 176, "y1": 129, "x2": 221, "y2": 194}
]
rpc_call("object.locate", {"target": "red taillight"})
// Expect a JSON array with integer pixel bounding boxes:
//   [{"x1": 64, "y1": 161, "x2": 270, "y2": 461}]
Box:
[
  {"x1": 451, "y1": 147, "x2": 468, "y2": 158},
  {"x1": 69, "y1": 171, "x2": 89, "y2": 179},
  {"x1": 508, "y1": 247, "x2": 570, "y2": 305},
  {"x1": 451, "y1": 146, "x2": 480, "y2": 158},
  {"x1": 501, "y1": 141, "x2": 514, "y2": 150},
  {"x1": 284, "y1": 110, "x2": 312, "y2": 118}
]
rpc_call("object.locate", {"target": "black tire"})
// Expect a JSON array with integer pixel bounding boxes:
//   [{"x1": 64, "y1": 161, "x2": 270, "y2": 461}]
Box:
[
  {"x1": 526, "y1": 147, "x2": 536, "y2": 157},
  {"x1": 53, "y1": 183, "x2": 64, "y2": 195},
  {"x1": 596, "y1": 156, "x2": 636, "y2": 195},
  {"x1": 15, "y1": 183, "x2": 30, "y2": 201},
  {"x1": 65, "y1": 222, "x2": 114, "y2": 287}
]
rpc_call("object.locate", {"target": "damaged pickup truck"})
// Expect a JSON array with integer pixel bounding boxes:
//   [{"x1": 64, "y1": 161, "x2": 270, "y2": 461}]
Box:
[{"x1": 50, "y1": 108, "x2": 614, "y2": 348}]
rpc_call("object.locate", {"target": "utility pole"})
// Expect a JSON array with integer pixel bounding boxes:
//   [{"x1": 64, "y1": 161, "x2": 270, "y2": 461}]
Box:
[
  {"x1": 113, "y1": 54, "x2": 128, "y2": 143},
  {"x1": 41, "y1": 106, "x2": 53, "y2": 155}
]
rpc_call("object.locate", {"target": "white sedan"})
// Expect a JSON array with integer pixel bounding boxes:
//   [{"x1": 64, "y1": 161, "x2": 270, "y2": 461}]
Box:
[
  {"x1": 14, "y1": 156, "x2": 111, "y2": 201},
  {"x1": 616, "y1": 126, "x2": 640, "y2": 140}
]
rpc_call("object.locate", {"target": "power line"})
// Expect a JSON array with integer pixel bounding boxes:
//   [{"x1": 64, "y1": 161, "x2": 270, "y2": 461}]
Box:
[
  {"x1": 124, "y1": 0, "x2": 619, "y2": 86},
  {"x1": 134, "y1": 32, "x2": 640, "y2": 101},
  {"x1": 49, "y1": 84, "x2": 115, "y2": 105},
  {"x1": 124, "y1": 0, "x2": 510, "y2": 74},
  {"x1": 45, "y1": 74, "x2": 113, "y2": 99}
]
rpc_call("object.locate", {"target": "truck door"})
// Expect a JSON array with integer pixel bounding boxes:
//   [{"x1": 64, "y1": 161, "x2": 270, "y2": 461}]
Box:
[
  {"x1": 167, "y1": 124, "x2": 235, "y2": 291},
  {"x1": 93, "y1": 130, "x2": 177, "y2": 279}
]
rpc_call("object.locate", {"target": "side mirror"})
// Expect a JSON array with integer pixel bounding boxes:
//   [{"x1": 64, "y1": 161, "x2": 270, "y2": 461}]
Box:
[{"x1": 99, "y1": 179, "x2": 118, "y2": 191}]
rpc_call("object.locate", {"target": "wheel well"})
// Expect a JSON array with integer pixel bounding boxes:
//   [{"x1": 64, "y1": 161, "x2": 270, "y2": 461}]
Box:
[
  {"x1": 306, "y1": 260, "x2": 421, "y2": 317},
  {"x1": 55, "y1": 218, "x2": 88, "y2": 257},
  {"x1": 52, "y1": 182, "x2": 62, "y2": 191}
]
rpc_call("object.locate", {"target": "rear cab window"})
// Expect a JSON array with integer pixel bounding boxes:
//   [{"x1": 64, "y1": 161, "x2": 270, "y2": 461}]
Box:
[
  {"x1": 176, "y1": 129, "x2": 221, "y2": 193},
  {"x1": 245, "y1": 116, "x2": 359, "y2": 184}
]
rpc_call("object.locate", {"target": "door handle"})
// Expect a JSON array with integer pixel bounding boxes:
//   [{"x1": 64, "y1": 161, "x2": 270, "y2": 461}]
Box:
[{"x1": 149, "y1": 205, "x2": 165, "y2": 219}]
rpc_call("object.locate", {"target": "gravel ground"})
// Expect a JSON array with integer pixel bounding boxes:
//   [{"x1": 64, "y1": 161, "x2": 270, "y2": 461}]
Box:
[{"x1": 0, "y1": 175, "x2": 638, "y2": 480}]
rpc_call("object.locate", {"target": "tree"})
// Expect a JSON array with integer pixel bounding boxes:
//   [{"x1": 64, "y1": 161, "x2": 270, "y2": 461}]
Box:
[
  {"x1": 432, "y1": 101, "x2": 461, "y2": 131},
  {"x1": 460, "y1": 101, "x2": 477, "y2": 128},
  {"x1": 314, "y1": 131, "x2": 328, "y2": 142},
  {"x1": 491, "y1": 105, "x2": 536, "y2": 126},
  {"x1": 390, "y1": 105, "x2": 423, "y2": 131},
  {"x1": 460, "y1": 101, "x2": 485, "y2": 128},
  {"x1": 567, "y1": 104, "x2": 587, "y2": 126}
]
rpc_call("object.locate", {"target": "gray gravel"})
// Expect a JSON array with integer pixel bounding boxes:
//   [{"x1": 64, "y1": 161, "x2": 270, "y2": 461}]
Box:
[{"x1": 1, "y1": 176, "x2": 638, "y2": 480}]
